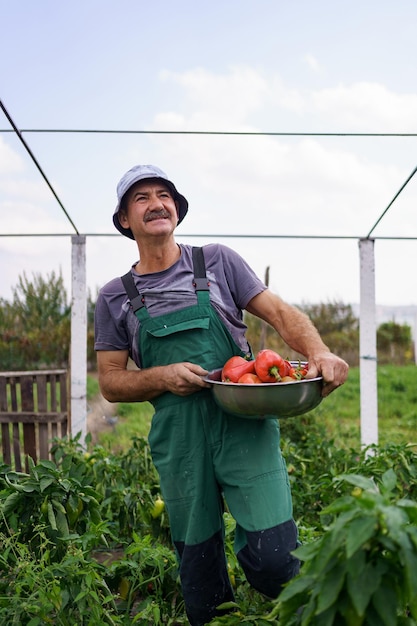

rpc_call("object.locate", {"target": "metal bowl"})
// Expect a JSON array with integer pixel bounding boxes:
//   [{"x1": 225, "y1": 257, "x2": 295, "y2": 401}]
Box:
[{"x1": 204, "y1": 362, "x2": 323, "y2": 419}]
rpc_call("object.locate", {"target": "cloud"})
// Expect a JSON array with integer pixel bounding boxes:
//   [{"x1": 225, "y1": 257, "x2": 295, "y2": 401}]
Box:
[
  {"x1": 150, "y1": 69, "x2": 408, "y2": 239},
  {"x1": 0, "y1": 199, "x2": 70, "y2": 235},
  {"x1": 1, "y1": 65, "x2": 415, "y2": 306},
  {"x1": 157, "y1": 66, "x2": 417, "y2": 137},
  {"x1": 0, "y1": 136, "x2": 24, "y2": 173},
  {"x1": 304, "y1": 53, "x2": 323, "y2": 73},
  {"x1": 159, "y1": 66, "x2": 269, "y2": 127},
  {"x1": 311, "y1": 82, "x2": 417, "y2": 131}
]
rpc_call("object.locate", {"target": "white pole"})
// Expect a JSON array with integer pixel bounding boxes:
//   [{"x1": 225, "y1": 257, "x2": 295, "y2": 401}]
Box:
[
  {"x1": 358, "y1": 238, "x2": 378, "y2": 448},
  {"x1": 70, "y1": 235, "x2": 87, "y2": 443}
]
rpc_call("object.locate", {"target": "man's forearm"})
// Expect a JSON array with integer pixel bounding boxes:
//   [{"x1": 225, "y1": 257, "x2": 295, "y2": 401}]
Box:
[
  {"x1": 99, "y1": 366, "x2": 167, "y2": 403},
  {"x1": 247, "y1": 290, "x2": 330, "y2": 359},
  {"x1": 277, "y1": 305, "x2": 330, "y2": 359}
]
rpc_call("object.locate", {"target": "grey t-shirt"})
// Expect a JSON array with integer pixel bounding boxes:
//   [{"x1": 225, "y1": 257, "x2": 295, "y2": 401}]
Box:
[{"x1": 94, "y1": 243, "x2": 266, "y2": 368}]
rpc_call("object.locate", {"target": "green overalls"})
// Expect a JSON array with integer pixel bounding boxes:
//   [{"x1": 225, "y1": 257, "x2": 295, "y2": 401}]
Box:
[{"x1": 122, "y1": 248, "x2": 299, "y2": 626}]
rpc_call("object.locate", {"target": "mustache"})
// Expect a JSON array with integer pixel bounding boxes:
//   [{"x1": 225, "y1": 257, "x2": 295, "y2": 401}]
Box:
[{"x1": 144, "y1": 209, "x2": 171, "y2": 222}]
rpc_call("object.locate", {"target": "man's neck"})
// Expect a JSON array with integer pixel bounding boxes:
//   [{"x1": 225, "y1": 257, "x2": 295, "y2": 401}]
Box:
[{"x1": 135, "y1": 240, "x2": 181, "y2": 275}]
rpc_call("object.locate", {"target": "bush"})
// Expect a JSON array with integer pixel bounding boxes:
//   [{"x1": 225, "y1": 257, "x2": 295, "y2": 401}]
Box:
[{"x1": 277, "y1": 470, "x2": 417, "y2": 625}]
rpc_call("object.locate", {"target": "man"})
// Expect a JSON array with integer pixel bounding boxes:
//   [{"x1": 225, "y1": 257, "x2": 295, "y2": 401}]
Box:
[{"x1": 94, "y1": 164, "x2": 349, "y2": 625}]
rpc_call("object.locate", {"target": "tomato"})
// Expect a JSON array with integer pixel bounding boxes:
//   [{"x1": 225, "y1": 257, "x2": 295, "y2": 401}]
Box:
[
  {"x1": 221, "y1": 356, "x2": 255, "y2": 383},
  {"x1": 254, "y1": 349, "x2": 288, "y2": 382},
  {"x1": 237, "y1": 373, "x2": 263, "y2": 384}
]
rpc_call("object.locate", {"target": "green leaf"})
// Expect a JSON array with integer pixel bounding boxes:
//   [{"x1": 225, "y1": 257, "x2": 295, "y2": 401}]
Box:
[
  {"x1": 380, "y1": 468, "x2": 397, "y2": 494},
  {"x1": 382, "y1": 506, "x2": 409, "y2": 542},
  {"x1": 346, "y1": 515, "x2": 377, "y2": 557},
  {"x1": 1, "y1": 492, "x2": 21, "y2": 515},
  {"x1": 372, "y1": 583, "x2": 398, "y2": 626},
  {"x1": 27, "y1": 456, "x2": 36, "y2": 473},
  {"x1": 60, "y1": 478, "x2": 72, "y2": 492},
  {"x1": 402, "y1": 543, "x2": 417, "y2": 614},
  {"x1": 337, "y1": 474, "x2": 378, "y2": 492},
  {"x1": 316, "y1": 560, "x2": 346, "y2": 614},
  {"x1": 215, "y1": 601, "x2": 240, "y2": 610},
  {"x1": 55, "y1": 510, "x2": 70, "y2": 537},
  {"x1": 321, "y1": 495, "x2": 356, "y2": 516},
  {"x1": 21, "y1": 483, "x2": 36, "y2": 492},
  {"x1": 74, "y1": 589, "x2": 87, "y2": 602},
  {"x1": 52, "y1": 499, "x2": 66, "y2": 514},
  {"x1": 347, "y1": 556, "x2": 386, "y2": 616},
  {"x1": 291, "y1": 541, "x2": 320, "y2": 563},
  {"x1": 39, "y1": 477, "x2": 55, "y2": 492},
  {"x1": 278, "y1": 574, "x2": 316, "y2": 602},
  {"x1": 313, "y1": 604, "x2": 337, "y2": 626},
  {"x1": 398, "y1": 499, "x2": 417, "y2": 524},
  {"x1": 322, "y1": 499, "x2": 359, "y2": 520},
  {"x1": 38, "y1": 459, "x2": 57, "y2": 471},
  {"x1": 47, "y1": 501, "x2": 57, "y2": 530}
]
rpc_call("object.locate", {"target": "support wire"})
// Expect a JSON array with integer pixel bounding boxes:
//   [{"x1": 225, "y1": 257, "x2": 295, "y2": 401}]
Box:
[{"x1": 0, "y1": 100, "x2": 79, "y2": 235}]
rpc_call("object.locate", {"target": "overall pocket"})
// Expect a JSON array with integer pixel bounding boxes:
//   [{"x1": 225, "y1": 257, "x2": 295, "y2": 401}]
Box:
[{"x1": 143, "y1": 316, "x2": 218, "y2": 371}]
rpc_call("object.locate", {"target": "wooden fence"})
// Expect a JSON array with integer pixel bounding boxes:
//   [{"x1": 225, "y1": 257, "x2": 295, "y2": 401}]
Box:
[{"x1": 0, "y1": 370, "x2": 69, "y2": 471}]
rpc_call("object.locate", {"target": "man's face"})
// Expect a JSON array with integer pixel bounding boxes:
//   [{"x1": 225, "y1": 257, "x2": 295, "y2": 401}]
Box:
[{"x1": 119, "y1": 179, "x2": 179, "y2": 240}]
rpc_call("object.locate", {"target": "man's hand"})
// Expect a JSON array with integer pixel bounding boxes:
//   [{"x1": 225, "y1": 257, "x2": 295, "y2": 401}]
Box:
[
  {"x1": 163, "y1": 362, "x2": 211, "y2": 396},
  {"x1": 305, "y1": 352, "x2": 349, "y2": 397},
  {"x1": 97, "y1": 350, "x2": 211, "y2": 402}
]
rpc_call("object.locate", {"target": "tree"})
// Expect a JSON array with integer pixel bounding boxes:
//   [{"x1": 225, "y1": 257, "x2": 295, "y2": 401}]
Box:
[
  {"x1": 245, "y1": 300, "x2": 359, "y2": 365},
  {"x1": 0, "y1": 271, "x2": 70, "y2": 369},
  {"x1": 377, "y1": 321, "x2": 413, "y2": 364},
  {"x1": 299, "y1": 301, "x2": 360, "y2": 365}
]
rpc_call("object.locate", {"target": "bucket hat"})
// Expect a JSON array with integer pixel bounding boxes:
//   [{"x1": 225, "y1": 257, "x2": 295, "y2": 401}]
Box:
[{"x1": 113, "y1": 164, "x2": 188, "y2": 239}]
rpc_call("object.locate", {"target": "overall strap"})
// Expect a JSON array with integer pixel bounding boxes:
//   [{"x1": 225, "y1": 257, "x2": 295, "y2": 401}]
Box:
[
  {"x1": 192, "y1": 246, "x2": 210, "y2": 291},
  {"x1": 121, "y1": 272, "x2": 145, "y2": 313},
  {"x1": 121, "y1": 247, "x2": 210, "y2": 313}
]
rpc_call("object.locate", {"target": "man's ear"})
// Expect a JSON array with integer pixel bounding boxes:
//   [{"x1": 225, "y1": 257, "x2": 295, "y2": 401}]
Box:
[
  {"x1": 119, "y1": 210, "x2": 129, "y2": 227},
  {"x1": 175, "y1": 200, "x2": 180, "y2": 223}
]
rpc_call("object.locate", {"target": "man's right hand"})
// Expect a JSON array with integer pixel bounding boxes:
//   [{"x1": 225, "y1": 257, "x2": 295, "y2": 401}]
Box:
[
  {"x1": 164, "y1": 362, "x2": 211, "y2": 396},
  {"x1": 97, "y1": 350, "x2": 211, "y2": 402}
]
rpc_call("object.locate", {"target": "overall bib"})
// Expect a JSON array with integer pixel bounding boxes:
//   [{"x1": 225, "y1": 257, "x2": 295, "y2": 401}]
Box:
[{"x1": 122, "y1": 248, "x2": 299, "y2": 626}]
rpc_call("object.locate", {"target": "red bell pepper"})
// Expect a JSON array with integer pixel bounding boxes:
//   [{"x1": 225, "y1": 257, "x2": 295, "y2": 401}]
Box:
[
  {"x1": 254, "y1": 349, "x2": 289, "y2": 383},
  {"x1": 237, "y1": 373, "x2": 263, "y2": 384},
  {"x1": 221, "y1": 356, "x2": 256, "y2": 383}
]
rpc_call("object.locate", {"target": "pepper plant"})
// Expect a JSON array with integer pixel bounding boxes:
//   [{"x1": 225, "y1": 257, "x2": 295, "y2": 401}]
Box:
[
  {"x1": 277, "y1": 469, "x2": 417, "y2": 625},
  {"x1": 0, "y1": 455, "x2": 105, "y2": 561}
]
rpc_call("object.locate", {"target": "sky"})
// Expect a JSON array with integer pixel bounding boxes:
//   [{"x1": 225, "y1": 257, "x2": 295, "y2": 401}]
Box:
[{"x1": 1, "y1": 0, "x2": 416, "y2": 309}]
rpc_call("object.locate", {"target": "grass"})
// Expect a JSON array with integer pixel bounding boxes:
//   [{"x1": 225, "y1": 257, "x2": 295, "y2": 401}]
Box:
[
  {"x1": 88, "y1": 364, "x2": 417, "y2": 452},
  {"x1": 98, "y1": 401, "x2": 154, "y2": 451},
  {"x1": 87, "y1": 374, "x2": 100, "y2": 399},
  {"x1": 86, "y1": 373, "x2": 153, "y2": 451},
  {"x1": 317, "y1": 364, "x2": 417, "y2": 448}
]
